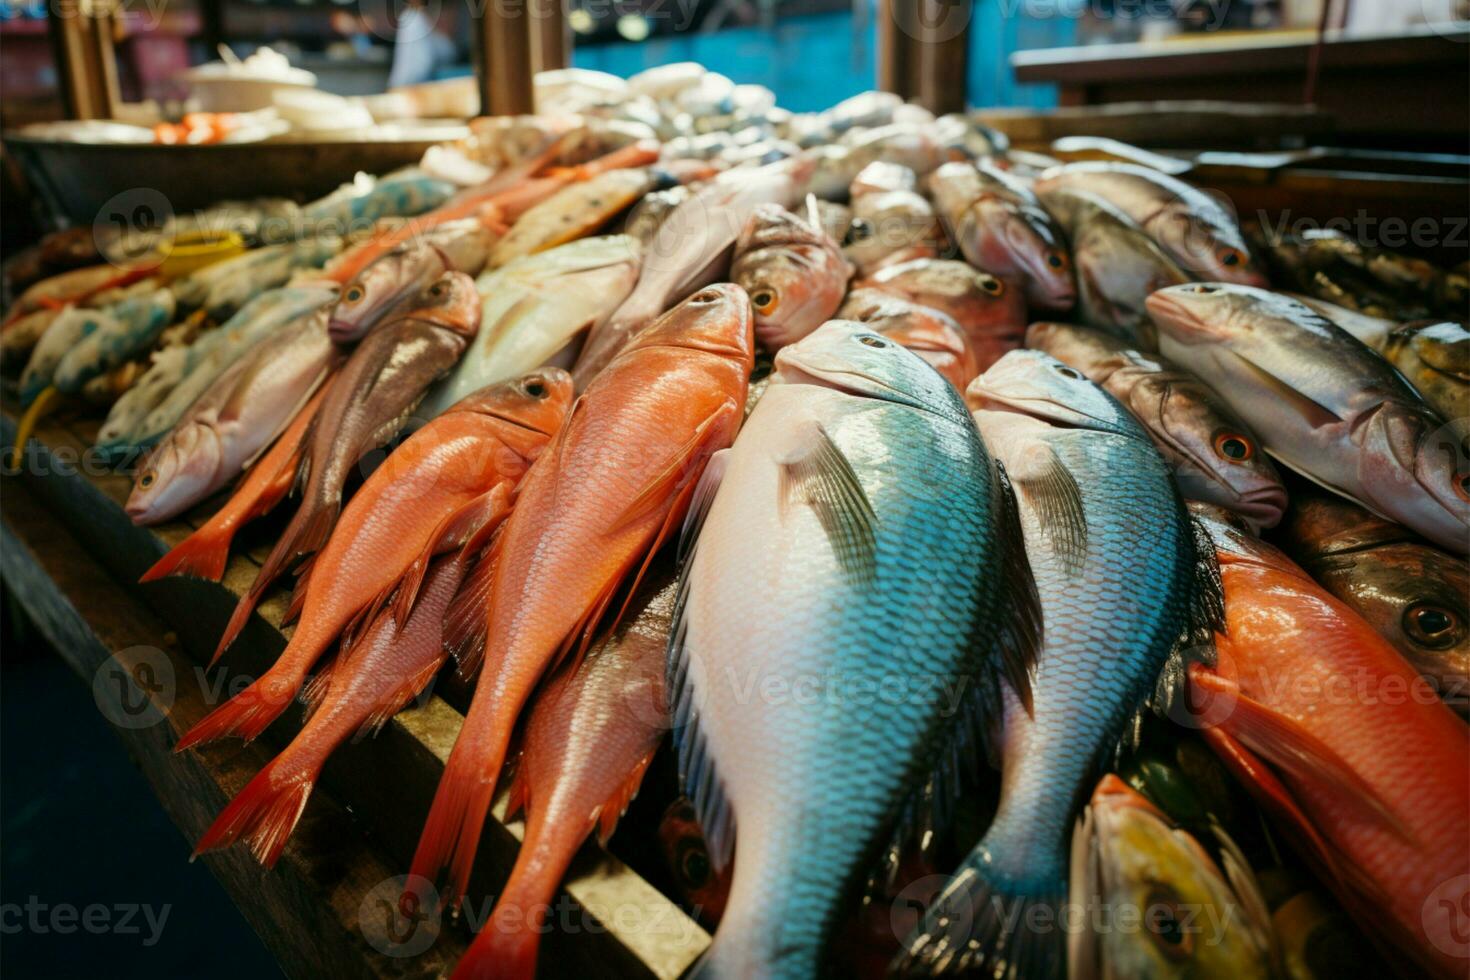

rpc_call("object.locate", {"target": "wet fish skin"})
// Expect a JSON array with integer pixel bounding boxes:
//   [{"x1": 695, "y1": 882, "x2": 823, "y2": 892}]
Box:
[
  {"x1": 1381, "y1": 319, "x2": 1469, "y2": 424},
  {"x1": 675, "y1": 320, "x2": 1039, "y2": 978},
  {"x1": 489, "y1": 166, "x2": 669, "y2": 266},
  {"x1": 844, "y1": 162, "x2": 942, "y2": 275},
  {"x1": 926, "y1": 160, "x2": 1076, "y2": 312},
  {"x1": 125, "y1": 304, "x2": 340, "y2": 525},
  {"x1": 1035, "y1": 162, "x2": 1265, "y2": 286},
  {"x1": 838, "y1": 287, "x2": 978, "y2": 390},
  {"x1": 1147, "y1": 283, "x2": 1469, "y2": 554},
  {"x1": 1071, "y1": 775, "x2": 1271, "y2": 980},
  {"x1": 420, "y1": 235, "x2": 641, "y2": 418},
  {"x1": 1037, "y1": 188, "x2": 1189, "y2": 347},
  {"x1": 572, "y1": 155, "x2": 812, "y2": 386},
  {"x1": 326, "y1": 219, "x2": 494, "y2": 344},
  {"x1": 1186, "y1": 504, "x2": 1470, "y2": 979},
  {"x1": 1278, "y1": 491, "x2": 1469, "y2": 718},
  {"x1": 899, "y1": 348, "x2": 1210, "y2": 979},
  {"x1": 407, "y1": 284, "x2": 754, "y2": 913},
  {"x1": 453, "y1": 569, "x2": 676, "y2": 979},
  {"x1": 858, "y1": 257, "x2": 1027, "y2": 371},
  {"x1": 1026, "y1": 321, "x2": 1286, "y2": 531},
  {"x1": 731, "y1": 203, "x2": 850, "y2": 350}
]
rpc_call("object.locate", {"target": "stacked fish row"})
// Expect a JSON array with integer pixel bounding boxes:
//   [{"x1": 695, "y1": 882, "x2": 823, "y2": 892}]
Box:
[{"x1": 5, "y1": 78, "x2": 1466, "y2": 980}]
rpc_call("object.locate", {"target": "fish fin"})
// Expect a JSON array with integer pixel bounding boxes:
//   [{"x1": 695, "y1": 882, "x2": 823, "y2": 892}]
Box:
[
  {"x1": 192, "y1": 754, "x2": 318, "y2": 869},
  {"x1": 442, "y1": 531, "x2": 504, "y2": 681},
  {"x1": 667, "y1": 567, "x2": 736, "y2": 873},
  {"x1": 391, "y1": 487, "x2": 512, "y2": 629},
  {"x1": 1067, "y1": 808, "x2": 1102, "y2": 980},
  {"x1": 595, "y1": 749, "x2": 658, "y2": 846},
  {"x1": 139, "y1": 525, "x2": 232, "y2": 583},
  {"x1": 354, "y1": 656, "x2": 447, "y2": 741},
  {"x1": 776, "y1": 420, "x2": 877, "y2": 586},
  {"x1": 1148, "y1": 509, "x2": 1226, "y2": 732},
  {"x1": 297, "y1": 658, "x2": 336, "y2": 721},
  {"x1": 502, "y1": 752, "x2": 529, "y2": 824},
  {"x1": 174, "y1": 670, "x2": 297, "y2": 751},
  {"x1": 892, "y1": 850, "x2": 1065, "y2": 979},
  {"x1": 1224, "y1": 350, "x2": 1342, "y2": 430},
  {"x1": 676, "y1": 447, "x2": 730, "y2": 566},
  {"x1": 1009, "y1": 442, "x2": 1088, "y2": 576},
  {"x1": 1209, "y1": 821, "x2": 1273, "y2": 951},
  {"x1": 212, "y1": 585, "x2": 267, "y2": 666},
  {"x1": 609, "y1": 400, "x2": 738, "y2": 536},
  {"x1": 1188, "y1": 665, "x2": 1412, "y2": 843},
  {"x1": 986, "y1": 459, "x2": 1043, "y2": 716},
  {"x1": 282, "y1": 555, "x2": 316, "y2": 627}
]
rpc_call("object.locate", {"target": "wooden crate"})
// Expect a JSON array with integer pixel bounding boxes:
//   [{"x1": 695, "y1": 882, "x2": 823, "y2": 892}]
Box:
[{"x1": 0, "y1": 402, "x2": 710, "y2": 979}]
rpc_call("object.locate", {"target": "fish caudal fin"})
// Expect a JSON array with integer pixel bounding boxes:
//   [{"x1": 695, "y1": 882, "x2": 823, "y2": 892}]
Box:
[
  {"x1": 405, "y1": 736, "x2": 501, "y2": 915},
  {"x1": 175, "y1": 669, "x2": 302, "y2": 751},
  {"x1": 212, "y1": 586, "x2": 266, "y2": 665},
  {"x1": 193, "y1": 753, "x2": 320, "y2": 868},
  {"x1": 139, "y1": 525, "x2": 233, "y2": 583},
  {"x1": 893, "y1": 860, "x2": 1065, "y2": 980}
]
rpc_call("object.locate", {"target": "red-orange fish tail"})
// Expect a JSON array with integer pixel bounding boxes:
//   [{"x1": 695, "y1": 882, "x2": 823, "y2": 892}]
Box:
[
  {"x1": 406, "y1": 726, "x2": 506, "y2": 915},
  {"x1": 452, "y1": 899, "x2": 546, "y2": 980},
  {"x1": 140, "y1": 524, "x2": 233, "y2": 583},
  {"x1": 193, "y1": 751, "x2": 320, "y2": 868},
  {"x1": 175, "y1": 668, "x2": 301, "y2": 751}
]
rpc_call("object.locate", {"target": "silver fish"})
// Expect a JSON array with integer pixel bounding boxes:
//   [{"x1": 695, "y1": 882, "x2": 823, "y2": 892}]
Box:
[{"x1": 51, "y1": 288, "x2": 177, "y2": 395}]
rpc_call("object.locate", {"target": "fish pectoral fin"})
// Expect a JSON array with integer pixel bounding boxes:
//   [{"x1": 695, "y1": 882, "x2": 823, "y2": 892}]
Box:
[
  {"x1": 390, "y1": 485, "x2": 514, "y2": 629},
  {"x1": 441, "y1": 530, "x2": 505, "y2": 682},
  {"x1": 1189, "y1": 666, "x2": 1414, "y2": 844},
  {"x1": 609, "y1": 399, "x2": 742, "y2": 536},
  {"x1": 775, "y1": 419, "x2": 878, "y2": 585},
  {"x1": 1010, "y1": 442, "x2": 1088, "y2": 576},
  {"x1": 1225, "y1": 350, "x2": 1342, "y2": 430}
]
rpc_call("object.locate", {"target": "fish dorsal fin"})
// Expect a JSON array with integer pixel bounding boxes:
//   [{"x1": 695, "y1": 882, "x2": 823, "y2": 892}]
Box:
[
  {"x1": 610, "y1": 399, "x2": 740, "y2": 536},
  {"x1": 389, "y1": 485, "x2": 513, "y2": 628},
  {"x1": 775, "y1": 420, "x2": 877, "y2": 586},
  {"x1": 1010, "y1": 441, "x2": 1088, "y2": 576}
]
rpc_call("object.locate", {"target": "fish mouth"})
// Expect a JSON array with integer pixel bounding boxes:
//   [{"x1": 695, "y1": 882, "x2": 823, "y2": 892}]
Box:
[{"x1": 1229, "y1": 485, "x2": 1289, "y2": 532}]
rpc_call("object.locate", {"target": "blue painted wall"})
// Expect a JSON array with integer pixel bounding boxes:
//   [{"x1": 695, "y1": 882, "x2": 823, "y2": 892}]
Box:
[{"x1": 571, "y1": 4, "x2": 1069, "y2": 113}]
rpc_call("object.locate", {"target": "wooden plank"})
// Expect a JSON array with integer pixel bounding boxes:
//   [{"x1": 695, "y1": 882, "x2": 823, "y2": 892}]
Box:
[{"x1": 1, "y1": 404, "x2": 709, "y2": 978}]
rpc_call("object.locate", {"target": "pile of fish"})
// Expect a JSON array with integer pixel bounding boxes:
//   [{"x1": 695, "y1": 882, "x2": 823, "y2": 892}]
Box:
[{"x1": 5, "y1": 71, "x2": 1467, "y2": 980}]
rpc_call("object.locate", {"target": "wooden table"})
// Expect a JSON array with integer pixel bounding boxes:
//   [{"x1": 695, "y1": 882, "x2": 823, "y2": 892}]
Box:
[{"x1": 0, "y1": 403, "x2": 709, "y2": 979}]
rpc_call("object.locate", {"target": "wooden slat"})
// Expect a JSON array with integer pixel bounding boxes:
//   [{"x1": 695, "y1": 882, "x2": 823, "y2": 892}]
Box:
[{"x1": 1, "y1": 403, "x2": 709, "y2": 979}]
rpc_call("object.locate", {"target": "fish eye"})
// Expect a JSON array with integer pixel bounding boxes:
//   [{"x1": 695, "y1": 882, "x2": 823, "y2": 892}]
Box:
[
  {"x1": 1404, "y1": 603, "x2": 1460, "y2": 648},
  {"x1": 1219, "y1": 249, "x2": 1244, "y2": 268},
  {"x1": 1191, "y1": 285, "x2": 1219, "y2": 294},
  {"x1": 1456, "y1": 473, "x2": 1470, "y2": 502},
  {"x1": 1054, "y1": 365, "x2": 1082, "y2": 380},
  {"x1": 343, "y1": 285, "x2": 365, "y2": 304},
  {"x1": 1143, "y1": 887, "x2": 1194, "y2": 959},
  {"x1": 676, "y1": 840, "x2": 710, "y2": 889},
  {"x1": 1214, "y1": 432, "x2": 1254, "y2": 462},
  {"x1": 139, "y1": 472, "x2": 155, "y2": 488},
  {"x1": 858, "y1": 335, "x2": 888, "y2": 348},
  {"x1": 750, "y1": 288, "x2": 778, "y2": 314},
  {"x1": 844, "y1": 219, "x2": 873, "y2": 244},
  {"x1": 979, "y1": 277, "x2": 1004, "y2": 296},
  {"x1": 428, "y1": 280, "x2": 448, "y2": 298},
  {"x1": 691, "y1": 289, "x2": 721, "y2": 305},
  {"x1": 1046, "y1": 252, "x2": 1067, "y2": 270},
  {"x1": 524, "y1": 381, "x2": 547, "y2": 398}
]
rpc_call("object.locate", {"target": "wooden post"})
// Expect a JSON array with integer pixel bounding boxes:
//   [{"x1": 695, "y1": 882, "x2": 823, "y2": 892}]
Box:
[
  {"x1": 476, "y1": 0, "x2": 535, "y2": 117},
  {"x1": 48, "y1": 0, "x2": 121, "y2": 120},
  {"x1": 528, "y1": 0, "x2": 570, "y2": 77},
  {"x1": 878, "y1": 0, "x2": 972, "y2": 113}
]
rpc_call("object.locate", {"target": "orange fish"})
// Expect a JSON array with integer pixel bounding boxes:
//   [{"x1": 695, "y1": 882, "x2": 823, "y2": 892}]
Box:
[
  {"x1": 192, "y1": 548, "x2": 470, "y2": 867},
  {"x1": 406, "y1": 283, "x2": 754, "y2": 917},
  {"x1": 139, "y1": 385, "x2": 327, "y2": 584},
  {"x1": 453, "y1": 570, "x2": 676, "y2": 979},
  {"x1": 857, "y1": 257, "x2": 1026, "y2": 371},
  {"x1": 174, "y1": 368, "x2": 574, "y2": 750},
  {"x1": 1185, "y1": 504, "x2": 1470, "y2": 978}
]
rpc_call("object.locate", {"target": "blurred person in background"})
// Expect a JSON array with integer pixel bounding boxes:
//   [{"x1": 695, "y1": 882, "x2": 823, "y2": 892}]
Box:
[{"x1": 388, "y1": 0, "x2": 457, "y2": 89}]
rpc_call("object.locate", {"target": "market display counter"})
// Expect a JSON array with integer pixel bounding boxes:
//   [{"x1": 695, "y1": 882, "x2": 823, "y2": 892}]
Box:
[{"x1": 0, "y1": 403, "x2": 708, "y2": 980}]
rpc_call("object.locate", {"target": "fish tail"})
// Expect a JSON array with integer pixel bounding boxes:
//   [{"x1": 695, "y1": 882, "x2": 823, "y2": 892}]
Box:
[
  {"x1": 175, "y1": 663, "x2": 306, "y2": 751},
  {"x1": 405, "y1": 715, "x2": 508, "y2": 915},
  {"x1": 192, "y1": 750, "x2": 320, "y2": 868},
  {"x1": 893, "y1": 855, "x2": 1065, "y2": 980},
  {"x1": 451, "y1": 829, "x2": 563, "y2": 980},
  {"x1": 212, "y1": 585, "x2": 265, "y2": 665},
  {"x1": 140, "y1": 521, "x2": 235, "y2": 583}
]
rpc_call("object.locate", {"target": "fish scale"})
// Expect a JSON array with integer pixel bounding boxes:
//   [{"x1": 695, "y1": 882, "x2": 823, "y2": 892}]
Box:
[{"x1": 673, "y1": 321, "x2": 1036, "y2": 978}]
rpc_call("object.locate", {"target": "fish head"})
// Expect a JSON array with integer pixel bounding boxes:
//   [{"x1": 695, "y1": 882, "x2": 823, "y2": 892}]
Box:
[
  {"x1": 1399, "y1": 319, "x2": 1470, "y2": 379},
  {"x1": 733, "y1": 207, "x2": 850, "y2": 351},
  {"x1": 840, "y1": 289, "x2": 977, "y2": 391},
  {"x1": 125, "y1": 423, "x2": 221, "y2": 525},
  {"x1": 773, "y1": 319, "x2": 966, "y2": 423},
  {"x1": 398, "y1": 272, "x2": 482, "y2": 338},
  {"x1": 1081, "y1": 774, "x2": 1269, "y2": 980},
  {"x1": 627, "y1": 283, "x2": 755, "y2": 365},
  {"x1": 658, "y1": 797, "x2": 731, "y2": 925},
  {"x1": 1005, "y1": 201, "x2": 1075, "y2": 310},
  {"x1": 966, "y1": 349, "x2": 1139, "y2": 438},
  {"x1": 452, "y1": 367, "x2": 575, "y2": 438},
  {"x1": 329, "y1": 244, "x2": 441, "y2": 343},
  {"x1": 1151, "y1": 201, "x2": 1266, "y2": 286},
  {"x1": 1145, "y1": 283, "x2": 1273, "y2": 348}
]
